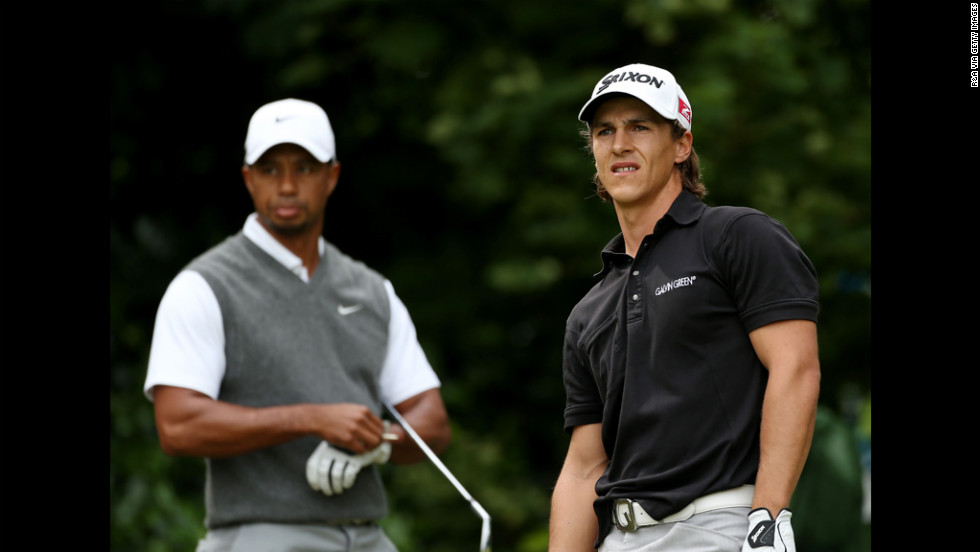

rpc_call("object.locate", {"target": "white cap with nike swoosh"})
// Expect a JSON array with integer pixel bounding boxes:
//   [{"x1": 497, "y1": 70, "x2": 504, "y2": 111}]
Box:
[{"x1": 244, "y1": 98, "x2": 336, "y2": 164}]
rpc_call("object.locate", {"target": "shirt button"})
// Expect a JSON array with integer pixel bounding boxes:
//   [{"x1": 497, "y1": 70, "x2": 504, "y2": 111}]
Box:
[
  {"x1": 632, "y1": 294, "x2": 639, "y2": 301},
  {"x1": 632, "y1": 271, "x2": 639, "y2": 276}
]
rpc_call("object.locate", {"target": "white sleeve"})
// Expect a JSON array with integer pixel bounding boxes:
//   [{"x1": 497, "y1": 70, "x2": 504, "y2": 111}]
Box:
[
  {"x1": 143, "y1": 270, "x2": 226, "y2": 401},
  {"x1": 379, "y1": 280, "x2": 441, "y2": 405}
]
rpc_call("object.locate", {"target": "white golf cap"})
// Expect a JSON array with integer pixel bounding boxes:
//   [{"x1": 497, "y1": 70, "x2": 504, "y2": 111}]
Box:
[
  {"x1": 244, "y1": 98, "x2": 336, "y2": 164},
  {"x1": 578, "y1": 63, "x2": 693, "y2": 131}
]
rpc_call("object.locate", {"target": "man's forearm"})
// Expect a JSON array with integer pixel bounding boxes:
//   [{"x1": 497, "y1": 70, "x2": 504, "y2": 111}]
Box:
[
  {"x1": 549, "y1": 466, "x2": 602, "y2": 551},
  {"x1": 752, "y1": 359, "x2": 821, "y2": 513},
  {"x1": 386, "y1": 388, "x2": 452, "y2": 464},
  {"x1": 153, "y1": 385, "x2": 389, "y2": 458},
  {"x1": 156, "y1": 395, "x2": 318, "y2": 458}
]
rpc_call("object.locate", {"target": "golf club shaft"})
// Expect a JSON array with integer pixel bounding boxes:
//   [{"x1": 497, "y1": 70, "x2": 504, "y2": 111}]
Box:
[{"x1": 383, "y1": 400, "x2": 492, "y2": 552}]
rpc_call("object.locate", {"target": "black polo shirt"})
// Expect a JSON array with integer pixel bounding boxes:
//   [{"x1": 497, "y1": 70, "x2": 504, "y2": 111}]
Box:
[{"x1": 561, "y1": 189, "x2": 819, "y2": 545}]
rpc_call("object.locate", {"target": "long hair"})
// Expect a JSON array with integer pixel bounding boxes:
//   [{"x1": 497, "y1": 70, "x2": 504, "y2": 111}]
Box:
[{"x1": 580, "y1": 120, "x2": 706, "y2": 202}]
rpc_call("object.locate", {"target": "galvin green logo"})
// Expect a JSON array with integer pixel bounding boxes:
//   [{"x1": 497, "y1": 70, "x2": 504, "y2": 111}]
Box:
[{"x1": 655, "y1": 276, "x2": 696, "y2": 296}]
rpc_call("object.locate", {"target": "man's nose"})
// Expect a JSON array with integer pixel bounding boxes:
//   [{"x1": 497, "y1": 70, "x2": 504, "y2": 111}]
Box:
[
  {"x1": 278, "y1": 170, "x2": 299, "y2": 193},
  {"x1": 612, "y1": 130, "x2": 632, "y2": 154}
]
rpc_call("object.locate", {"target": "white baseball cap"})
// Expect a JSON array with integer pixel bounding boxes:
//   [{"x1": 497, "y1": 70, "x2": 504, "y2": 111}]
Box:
[
  {"x1": 578, "y1": 63, "x2": 693, "y2": 131},
  {"x1": 244, "y1": 98, "x2": 336, "y2": 164}
]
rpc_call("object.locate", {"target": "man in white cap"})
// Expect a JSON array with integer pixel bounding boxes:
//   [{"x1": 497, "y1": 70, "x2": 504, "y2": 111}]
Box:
[
  {"x1": 144, "y1": 98, "x2": 451, "y2": 551},
  {"x1": 548, "y1": 64, "x2": 821, "y2": 552}
]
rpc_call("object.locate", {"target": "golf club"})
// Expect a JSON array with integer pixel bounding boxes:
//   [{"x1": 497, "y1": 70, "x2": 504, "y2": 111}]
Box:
[{"x1": 383, "y1": 400, "x2": 492, "y2": 552}]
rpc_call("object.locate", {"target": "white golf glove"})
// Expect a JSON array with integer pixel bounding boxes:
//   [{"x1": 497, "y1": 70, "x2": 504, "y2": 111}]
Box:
[
  {"x1": 741, "y1": 508, "x2": 796, "y2": 552},
  {"x1": 306, "y1": 440, "x2": 392, "y2": 497}
]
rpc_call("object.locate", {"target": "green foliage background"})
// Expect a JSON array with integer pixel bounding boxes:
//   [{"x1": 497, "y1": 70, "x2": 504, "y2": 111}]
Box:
[{"x1": 110, "y1": 0, "x2": 871, "y2": 550}]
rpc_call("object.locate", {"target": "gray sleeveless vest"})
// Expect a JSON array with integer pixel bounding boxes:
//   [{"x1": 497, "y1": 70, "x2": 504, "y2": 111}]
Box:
[{"x1": 186, "y1": 233, "x2": 391, "y2": 528}]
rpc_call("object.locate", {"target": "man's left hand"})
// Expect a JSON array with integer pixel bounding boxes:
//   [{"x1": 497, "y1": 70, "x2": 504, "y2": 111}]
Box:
[
  {"x1": 306, "y1": 441, "x2": 392, "y2": 496},
  {"x1": 741, "y1": 508, "x2": 796, "y2": 552}
]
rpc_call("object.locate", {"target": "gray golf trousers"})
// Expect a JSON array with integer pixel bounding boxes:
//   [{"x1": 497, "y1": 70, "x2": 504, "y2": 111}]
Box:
[{"x1": 195, "y1": 522, "x2": 398, "y2": 552}]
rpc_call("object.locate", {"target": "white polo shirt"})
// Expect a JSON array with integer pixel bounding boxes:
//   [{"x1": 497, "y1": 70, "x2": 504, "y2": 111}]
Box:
[{"x1": 144, "y1": 213, "x2": 440, "y2": 405}]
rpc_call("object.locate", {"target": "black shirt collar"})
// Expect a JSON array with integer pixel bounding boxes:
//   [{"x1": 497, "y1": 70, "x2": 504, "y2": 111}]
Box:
[{"x1": 595, "y1": 189, "x2": 706, "y2": 278}]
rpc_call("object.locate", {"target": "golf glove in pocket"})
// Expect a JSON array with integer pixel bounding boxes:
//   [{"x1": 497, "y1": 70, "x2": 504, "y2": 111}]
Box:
[
  {"x1": 741, "y1": 508, "x2": 796, "y2": 552},
  {"x1": 306, "y1": 441, "x2": 392, "y2": 496}
]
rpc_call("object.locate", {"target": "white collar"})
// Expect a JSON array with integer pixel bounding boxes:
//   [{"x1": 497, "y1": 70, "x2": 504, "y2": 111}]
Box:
[{"x1": 242, "y1": 213, "x2": 325, "y2": 283}]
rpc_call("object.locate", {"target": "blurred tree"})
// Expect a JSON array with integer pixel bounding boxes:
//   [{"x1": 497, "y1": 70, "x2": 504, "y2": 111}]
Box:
[
  {"x1": 790, "y1": 406, "x2": 865, "y2": 552},
  {"x1": 110, "y1": 0, "x2": 870, "y2": 550}
]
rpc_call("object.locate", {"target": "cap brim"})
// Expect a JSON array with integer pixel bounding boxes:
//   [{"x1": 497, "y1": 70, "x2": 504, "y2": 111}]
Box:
[
  {"x1": 245, "y1": 137, "x2": 332, "y2": 165},
  {"x1": 578, "y1": 91, "x2": 687, "y2": 130},
  {"x1": 577, "y1": 98, "x2": 599, "y2": 123},
  {"x1": 577, "y1": 92, "x2": 642, "y2": 123}
]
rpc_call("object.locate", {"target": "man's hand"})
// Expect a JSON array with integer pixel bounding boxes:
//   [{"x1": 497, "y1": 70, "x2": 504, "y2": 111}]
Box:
[
  {"x1": 741, "y1": 508, "x2": 796, "y2": 552},
  {"x1": 306, "y1": 441, "x2": 392, "y2": 496}
]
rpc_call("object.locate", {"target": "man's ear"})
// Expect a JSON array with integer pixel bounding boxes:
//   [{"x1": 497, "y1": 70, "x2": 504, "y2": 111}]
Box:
[
  {"x1": 674, "y1": 131, "x2": 693, "y2": 163},
  {"x1": 325, "y1": 161, "x2": 341, "y2": 197},
  {"x1": 242, "y1": 165, "x2": 255, "y2": 195}
]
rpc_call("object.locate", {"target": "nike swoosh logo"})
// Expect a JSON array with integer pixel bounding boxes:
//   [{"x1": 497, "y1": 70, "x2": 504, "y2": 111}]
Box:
[
  {"x1": 275, "y1": 115, "x2": 298, "y2": 123},
  {"x1": 337, "y1": 304, "x2": 364, "y2": 315}
]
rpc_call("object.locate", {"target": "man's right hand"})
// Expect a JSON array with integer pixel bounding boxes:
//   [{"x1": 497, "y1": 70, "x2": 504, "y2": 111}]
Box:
[
  {"x1": 314, "y1": 403, "x2": 388, "y2": 453},
  {"x1": 306, "y1": 441, "x2": 392, "y2": 496}
]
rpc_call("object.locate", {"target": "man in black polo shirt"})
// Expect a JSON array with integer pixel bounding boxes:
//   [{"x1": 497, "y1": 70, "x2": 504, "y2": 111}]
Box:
[{"x1": 548, "y1": 63, "x2": 820, "y2": 552}]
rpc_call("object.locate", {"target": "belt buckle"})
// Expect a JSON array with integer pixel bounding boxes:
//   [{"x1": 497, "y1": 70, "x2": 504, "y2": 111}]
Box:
[{"x1": 613, "y1": 498, "x2": 639, "y2": 532}]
